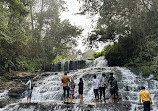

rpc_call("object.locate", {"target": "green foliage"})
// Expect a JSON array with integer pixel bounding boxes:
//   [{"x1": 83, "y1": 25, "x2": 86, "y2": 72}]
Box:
[
  {"x1": 154, "y1": 75, "x2": 158, "y2": 81},
  {"x1": 52, "y1": 56, "x2": 66, "y2": 63},
  {"x1": 94, "y1": 45, "x2": 113, "y2": 58},
  {"x1": 0, "y1": 0, "x2": 31, "y2": 74},
  {"x1": 24, "y1": 58, "x2": 43, "y2": 72},
  {"x1": 82, "y1": 50, "x2": 96, "y2": 60},
  {"x1": 150, "y1": 56, "x2": 158, "y2": 74},
  {"x1": 124, "y1": 61, "x2": 135, "y2": 67},
  {"x1": 80, "y1": 0, "x2": 158, "y2": 79},
  {"x1": 0, "y1": 0, "x2": 82, "y2": 75},
  {"x1": 139, "y1": 66, "x2": 151, "y2": 77},
  {"x1": 94, "y1": 52, "x2": 102, "y2": 58}
]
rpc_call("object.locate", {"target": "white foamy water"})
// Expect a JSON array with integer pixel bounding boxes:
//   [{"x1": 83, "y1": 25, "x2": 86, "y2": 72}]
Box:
[
  {"x1": 0, "y1": 90, "x2": 8, "y2": 100},
  {"x1": 85, "y1": 57, "x2": 107, "y2": 68},
  {"x1": 1, "y1": 57, "x2": 158, "y2": 111},
  {"x1": 118, "y1": 67, "x2": 158, "y2": 111}
]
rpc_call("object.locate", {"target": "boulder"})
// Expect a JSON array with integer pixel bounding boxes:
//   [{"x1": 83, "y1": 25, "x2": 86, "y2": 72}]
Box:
[{"x1": 8, "y1": 87, "x2": 26, "y2": 99}]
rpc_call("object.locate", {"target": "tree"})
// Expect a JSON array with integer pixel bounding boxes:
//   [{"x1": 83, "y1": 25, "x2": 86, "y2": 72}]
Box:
[
  {"x1": 79, "y1": 0, "x2": 158, "y2": 78},
  {"x1": 79, "y1": 0, "x2": 158, "y2": 65},
  {"x1": 0, "y1": 0, "x2": 31, "y2": 73},
  {"x1": 0, "y1": 0, "x2": 82, "y2": 74}
]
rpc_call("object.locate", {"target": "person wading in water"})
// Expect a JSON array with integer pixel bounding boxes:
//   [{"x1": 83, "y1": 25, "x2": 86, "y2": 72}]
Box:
[
  {"x1": 78, "y1": 78, "x2": 84, "y2": 103},
  {"x1": 139, "y1": 86, "x2": 152, "y2": 111},
  {"x1": 61, "y1": 72, "x2": 70, "y2": 103},
  {"x1": 108, "y1": 73, "x2": 119, "y2": 103},
  {"x1": 26, "y1": 77, "x2": 34, "y2": 103},
  {"x1": 93, "y1": 75, "x2": 100, "y2": 103},
  {"x1": 70, "y1": 77, "x2": 75, "y2": 103},
  {"x1": 99, "y1": 73, "x2": 107, "y2": 103}
]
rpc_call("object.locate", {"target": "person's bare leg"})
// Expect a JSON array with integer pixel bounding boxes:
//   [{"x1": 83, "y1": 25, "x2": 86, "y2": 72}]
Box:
[
  {"x1": 111, "y1": 95, "x2": 114, "y2": 103},
  {"x1": 64, "y1": 97, "x2": 66, "y2": 102},
  {"x1": 67, "y1": 97, "x2": 69, "y2": 102},
  {"x1": 27, "y1": 97, "x2": 29, "y2": 103},
  {"x1": 95, "y1": 97, "x2": 98, "y2": 103},
  {"x1": 117, "y1": 95, "x2": 120, "y2": 103},
  {"x1": 70, "y1": 95, "x2": 73, "y2": 102},
  {"x1": 30, "y1": 97, "x2": 31, "y2": 103},
  {"x1": 80, "y1": 94, "x2": 83, "y2": 103},
  {"x1": 80, "y1": 94, "x2": 81, "y2": 102},
  {"x1": 81, "y1": 94, "x2": 83, "y2": 102}
]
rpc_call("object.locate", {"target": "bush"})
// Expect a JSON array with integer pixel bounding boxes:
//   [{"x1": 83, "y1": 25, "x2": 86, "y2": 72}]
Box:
[
  {"x1": 154, "y1": 75, "x2": 158, "y2": 80},
  {"x1": 124, "y1": 60, "x2": 135, "y2": 67},
  {"x1": 94, "y1": 52, "x2": 102, "y2": 58},
  {"x1": 3, "y1": 72, "x2": 17, "y2": 79},
  {"x1": 139, "y1": 66, "x2": 151, "y2": 77}
]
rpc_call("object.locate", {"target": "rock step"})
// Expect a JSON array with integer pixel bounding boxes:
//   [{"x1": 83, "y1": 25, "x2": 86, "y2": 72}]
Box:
[{"x1": 2, "y1": 101, "x2": 131, "y2": 111}]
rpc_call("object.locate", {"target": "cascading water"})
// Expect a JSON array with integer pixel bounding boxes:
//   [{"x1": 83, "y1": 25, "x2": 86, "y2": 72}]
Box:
[
  {"x1": 118, "y1": 67, "x2": 158, "y2": 111},
  {"x1": 85, "y1": 56, "x2": 107, "y2": 68},
  {"x1": 1, "y1": 57, "x2": 158, "y2": 111},
  {"x1": 0, "y1": 90, "x2": 8, "y2": 100}
]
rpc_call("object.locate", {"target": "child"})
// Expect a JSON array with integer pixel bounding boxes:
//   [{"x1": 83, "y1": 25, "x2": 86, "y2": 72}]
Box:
[
  {"x1": 78, "y1": 78, "x2": 84, "y2": 103},
  {"x1": 70, "y1": 77, "x2": 75, "y2": 103}
]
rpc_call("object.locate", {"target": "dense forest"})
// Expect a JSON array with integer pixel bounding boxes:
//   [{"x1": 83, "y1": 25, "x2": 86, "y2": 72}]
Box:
[
  {"x1": 0, "y1": 0, "x2": 158, "y2": 80},
  {"x1": 0, "y1": 0, "x2": 82, "y2": 74},
  {"x1": 78, "y1": 0, "x2": 158, "y2": 79}
]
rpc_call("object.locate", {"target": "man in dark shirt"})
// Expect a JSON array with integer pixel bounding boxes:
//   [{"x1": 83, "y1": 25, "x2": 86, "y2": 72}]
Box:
[{"x1": 108, "y1": 73, "x2": 119, "y2": 103}]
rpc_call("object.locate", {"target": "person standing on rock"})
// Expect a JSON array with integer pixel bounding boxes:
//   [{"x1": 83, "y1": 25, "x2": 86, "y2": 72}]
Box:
[
  {"x1": 139, "y1": 86, "x2": 152, "y2": 111},
  {"x1": 108, "y1": 73, "x2": 115, "y2": 83},
  {"x1": 108, "y1": 73, "x2": 119, "y2": 103},
  {"x1": 99, "y1": 73, "x2": 107, "y2": 103},
  {"x1": 61, "y1": 72, "x2": 70, "y2": 103},
  {"x1": 70, "y1": 77, "x2": 75, "y2": 103},
  {"x1": 93, "y1": 75, "x2": 100, "y2": 103},
  {"x1": 26, "y1": 77, "x2": 34, "y2": 103},
  {"x1": 78, "y1": 78, "x2": 84, "y2": 103}
]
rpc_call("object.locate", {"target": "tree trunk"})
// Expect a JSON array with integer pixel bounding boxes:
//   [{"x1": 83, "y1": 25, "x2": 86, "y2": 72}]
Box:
[
  {"x1": 30, "y1": 4, "x2": 34, "y2": 31},
  {"x1": 39, "y1": 0, "x2": 44, "y2": 35}
]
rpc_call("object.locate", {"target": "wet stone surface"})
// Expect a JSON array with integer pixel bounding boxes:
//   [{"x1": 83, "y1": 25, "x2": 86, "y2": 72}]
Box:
[{"x1": 2, "y1": 102, "x2": 131, "y2": 111}]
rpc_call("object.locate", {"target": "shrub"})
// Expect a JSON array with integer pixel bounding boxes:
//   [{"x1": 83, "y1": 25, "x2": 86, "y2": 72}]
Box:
[
  {"x1": 94, "y1": 52, "x2": 102, "y2": 58},
  {"x1": 139, "y1": 66, "x2": 151, "y2": 77}
]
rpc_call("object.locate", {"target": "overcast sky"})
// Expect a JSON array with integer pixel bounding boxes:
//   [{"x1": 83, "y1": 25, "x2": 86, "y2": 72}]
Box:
[{"x1": 60, "y1": 0, "x2": 101, "y2": 52}]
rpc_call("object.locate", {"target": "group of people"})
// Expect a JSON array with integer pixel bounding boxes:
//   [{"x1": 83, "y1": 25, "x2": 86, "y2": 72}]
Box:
[
  {"x1": 61, "y1": 72, "x2": 120, "y2": 103},
  {"x1": 25, "y1": 72, "x2": 152, "y2": 111},
  {"x1": 61, "y1": 72, "x2": 152, "y2": 111},
  {"x1": 61, "y1": 72, "x2": 84, "y2": 103}
]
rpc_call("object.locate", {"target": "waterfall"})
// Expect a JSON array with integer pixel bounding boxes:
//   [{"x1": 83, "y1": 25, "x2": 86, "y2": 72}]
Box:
[
  {"x1": 85, "y1": 57, "x2": 107, "y2": 68},
  {"x1": 50, "y1": 57, "x2": 107, "y2": 72},
  {"x1": 60, "y1": 62, "x2": 65, "y2": 71},
  {"x1": 118, "y1": 67, "x2": 158, "y2": 110},
  {"x1": 1, "y1": 57, "x2": 158, "y2": 111},
  {"x1": 0, "y1": 90, "x2": 8, "y2": 100}
]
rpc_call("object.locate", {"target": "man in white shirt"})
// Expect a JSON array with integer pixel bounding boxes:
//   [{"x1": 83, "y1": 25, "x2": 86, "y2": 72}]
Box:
[
  {"x1": 93, "y1": 75, "x2": 100, "y2": 103},
  {"x1": 99, "y1": 73, "x2": 107, "y2": 103},
  {"x1": 26, "y1": 77, "x2": 34, "y2": 103}
]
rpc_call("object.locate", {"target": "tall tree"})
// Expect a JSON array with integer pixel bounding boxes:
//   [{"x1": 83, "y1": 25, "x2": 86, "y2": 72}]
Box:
[{"x1": 79, "y1": 0, "x2": 158, "y2": 66}]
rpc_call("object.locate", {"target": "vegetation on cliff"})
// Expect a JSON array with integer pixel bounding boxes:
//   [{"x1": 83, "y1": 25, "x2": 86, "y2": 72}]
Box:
[{"x1": 79, "y1": 0, "x2": 158, "y2": 79}]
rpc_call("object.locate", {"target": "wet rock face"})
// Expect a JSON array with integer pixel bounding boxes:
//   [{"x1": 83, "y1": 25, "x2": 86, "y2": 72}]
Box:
[
  {"x1": 50, "y1": 60, "x2": 87, "y2": 72},
  {"x1": 3, "y1": 102, "x2": 131, "y2": 111},
  {"x1": 0, "y1": 99, "x2": 7, "y2": 108},
  {"x1": 0, "y1": 98, "x2": 17, "y2": 108},
  {"x1": 8, "y1": 87, "x2": 26, "y2": 99}
]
